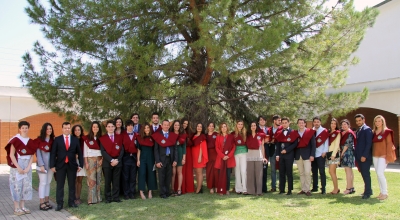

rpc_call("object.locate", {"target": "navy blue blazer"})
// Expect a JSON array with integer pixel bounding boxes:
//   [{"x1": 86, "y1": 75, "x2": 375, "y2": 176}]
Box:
[
  {"x1": 354, "y1": 124, "x2": 373, "y2": 160},
  {"x1": 275, "y1": 128, "x2": 297, "y2": 159},
  {"x1": 295, "y1": 135, "x2": 316, "y2": 160}
]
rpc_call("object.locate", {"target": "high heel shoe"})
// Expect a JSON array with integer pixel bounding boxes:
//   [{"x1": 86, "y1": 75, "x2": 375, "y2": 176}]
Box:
[
  {"x1": 343, "y1": 188, "x2": 351, "y2": 195},
  {"x1": 330, "y1": 189, "x2": 340, "y2": 195},
  {"x1": 196, "y1": 188, "x2": 203, "y2": 194},
  {"x1": 40, "y1": 203, "x2": 49, "y2": 211},
  {"x1": 349, "y1": 187, "x2": 355, "y2": 194}
]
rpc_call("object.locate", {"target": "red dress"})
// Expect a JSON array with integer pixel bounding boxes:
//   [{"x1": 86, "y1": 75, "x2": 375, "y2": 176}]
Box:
[
  {"x1": 192, "y1": 135, "x2": 208, "y2": 168},
  {"x1": 181, "y1": 134, "x2": 195, "y2": 193}
]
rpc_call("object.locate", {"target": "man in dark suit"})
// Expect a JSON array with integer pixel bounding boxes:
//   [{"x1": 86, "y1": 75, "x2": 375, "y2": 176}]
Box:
[
  {"x1": 354, "y1": 114, "x2": 373, "y2": 199},
  {"x1": 100, "y1": 120, "x2": 124, "y2": 203},
  {"x1": 151, "y1": 112, "x2": 162, "y2": 133},
  {"x1": 275, "y1": 117, "x2": 298, "y2": 195},
  {"x1": 153, "y1": 120, "x2": 178, "y2": 198},
  {"x1": 256, "y1": 116, "x2": 269, "y2": 193},
  {"x1": 130, "y1": 113, "x2": 142, "y2": 134},
  {"x1": 50, "y1": 122, "x2": 83, "y2": 211}
]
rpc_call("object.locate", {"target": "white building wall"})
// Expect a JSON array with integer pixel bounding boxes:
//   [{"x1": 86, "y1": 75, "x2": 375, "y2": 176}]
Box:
[{"x1": 0, "y1": 87, "x2": 50, "y2": 122}]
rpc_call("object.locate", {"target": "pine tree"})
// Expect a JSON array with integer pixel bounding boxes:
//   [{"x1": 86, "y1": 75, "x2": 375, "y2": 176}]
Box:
[{"x1": 21, "y1": 0, "x2": 378, "y2": 126}]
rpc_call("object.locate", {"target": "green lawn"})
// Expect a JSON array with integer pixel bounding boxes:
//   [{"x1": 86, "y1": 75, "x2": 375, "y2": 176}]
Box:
[{"x1": 32, "y1": 167, "x2": 400, "y2": 220}]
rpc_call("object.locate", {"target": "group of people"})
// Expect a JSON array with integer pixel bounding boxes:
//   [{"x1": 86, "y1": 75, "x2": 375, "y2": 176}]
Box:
[{"x1": 5, "y1": 112, "x2": 396, "y2": 216}]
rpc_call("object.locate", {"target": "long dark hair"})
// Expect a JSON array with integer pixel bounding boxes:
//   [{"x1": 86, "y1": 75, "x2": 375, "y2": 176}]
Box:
[
  {"x1": 194, "y1": 123, "x2": 205, "y2": 135},
  {"x1": 88, "y1": 121, "x2": 102, "y2": 140},
  {"x1": 72, "y1": 124, "x2": 84, "y2": 139},
  {"x1": 38, "y1": 122, "x2": 55, "y2": 141},
  {"x1": 169, "y1": 120, "x2": 183, "y2": 134},
  {"x1": 114, "y1": 116, "x2": 124, "y2": 131},
  {"x1": 139, "y1": 123, "x2": 152, "y2": 138},
  {"x1": 181, "y1": 118, "x2": 193, "y2": 135},
  {"x1": 247, "y1": 122, "x2": 257, "y2": 136},
  {"x1": 329, "y1": 118, "x2": 340, "y2": 132}
]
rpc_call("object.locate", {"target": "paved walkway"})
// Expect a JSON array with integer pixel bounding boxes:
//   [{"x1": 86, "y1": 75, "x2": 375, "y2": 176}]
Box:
[{"x1": 0, "y1": 164, "x2": 78, "y2": 220}]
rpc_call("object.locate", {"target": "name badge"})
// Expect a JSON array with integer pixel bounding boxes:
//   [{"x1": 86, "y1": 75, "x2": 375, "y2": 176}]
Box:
[
  {"x1": 257, "y1": 136, "x2": 261, "y2": 140},
  {"x1": 317, "y1": 138, "x2": 322, "y2": 143},
  {"x1": 44, "y1": 145, "x2": 49, "y2": 150},
  {"x1": 115, "y1": 145, "x2": 120, "y2": 150},
  {"x1": 378, "y1": 135, "x2": 382, "y2": 140},
  {"x1": 332, "y1": 134, "x2": 336, "y2": 137},
  {"x1": 89, "y1": 141, "x2": 94, "y2": 145},
  {"x1": 161, "y1": 139, "x2": 166, "y2": 144},
  {"x1": 237, "y1": 140, "x2": 242, "y2": 144},
  {"x1": 287, "y1": 138, "x2": 291, "y2": 142},
  {"x1": 225, "y1": 150, "x2": 228, "y2": 154},
  {"x1": 21, "y1": 149, "x2": 27, "y2": 154},
  {"x1": 212, "y1": 135, "x2": 216, "y2": 139}
]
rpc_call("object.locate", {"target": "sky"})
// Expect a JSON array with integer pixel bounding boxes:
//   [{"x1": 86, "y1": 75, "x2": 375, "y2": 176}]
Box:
[{"x1": 0, "y1": 0, "x2": 386, "y2": 87}]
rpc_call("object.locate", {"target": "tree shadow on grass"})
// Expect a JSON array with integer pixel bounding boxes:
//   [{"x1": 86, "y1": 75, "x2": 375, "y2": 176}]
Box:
[
  {"x1": 32, "y1": 170, "x2": 243, "y2": 220},
  {"x1": 326, "y1": 193, "x2": 380, "y2": 205}
]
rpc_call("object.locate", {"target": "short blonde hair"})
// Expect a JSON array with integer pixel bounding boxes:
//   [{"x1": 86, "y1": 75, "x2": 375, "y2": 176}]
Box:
[{"x1": 372, "y1": 115, "x2": 388, "y2": 132}]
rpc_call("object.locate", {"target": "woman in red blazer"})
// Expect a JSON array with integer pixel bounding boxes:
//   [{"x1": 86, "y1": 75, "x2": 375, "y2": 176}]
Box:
[{"x1": 215, "y1": 123, "x2": 236, "y2": 195}]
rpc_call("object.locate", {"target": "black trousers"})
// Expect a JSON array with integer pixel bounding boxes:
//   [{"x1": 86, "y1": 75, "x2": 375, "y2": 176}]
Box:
[
  {"x1": 157, "y1": 156, "x2": 172, "y2": 197},
  {"x1": 56, "y1": 165, "x2": 77, "y2": 205},
  {"x1": 279, "y1": 157, "x2": 294, "y2": 192},
  {"x1": 122, "y1": 154, "x2": 137, "y2": 196},
  {"x1": 262, "y1": 144, "x2": 268, "y2": 192},
  {"x1": 356, "y1": 157, "x2": 373, "y2": 196},
  {"x1": 312, "y1": 156, "x2": 326, "y2": 190},
  {"x1": 103, "y1": 165, "x2": 122, "y2": 201}
]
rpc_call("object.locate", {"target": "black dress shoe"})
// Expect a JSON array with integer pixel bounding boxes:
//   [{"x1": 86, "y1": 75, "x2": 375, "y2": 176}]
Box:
[
  {"x1": 105, "y1": 200, "x2": 112, "y2": 203},
  {"x1": 129, "y1": 195, "x2": 136, "y2": 199},
  {"x1": 286, "y1": 191, "x2": 292, "y2": 195},
  {"x1": 124, "y1": 196, "x2": 130, "y2": 200},
  {"x1": 362, "y1": 195, "x2": 371, "y2": 199},
  {"x1": 311, "y1": 188, "x2": 318, "y2": 192},
  {"x1": 55, "y1": 205, "x2": 63, "y2": 211},
  {"x1": 321, "y1": 189, "x2": 326, "y2": 195},
  {"x1": 69, "y1": 203, "x2": 78, "y2": 208},
  {"x1": 161, "y1": 195, "x2": 168, "y2": 199},
  {"x1": 279, "y1": 191, "x2": 286, "y2": 194},
  {"x1": 113, "y1": 199, "x2": 122, "y2": 203}
]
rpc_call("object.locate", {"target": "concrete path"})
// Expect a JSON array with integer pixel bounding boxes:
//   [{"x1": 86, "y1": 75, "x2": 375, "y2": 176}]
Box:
[{"x1": 0, "y1": 164, "x2": 79, "y2": 220}]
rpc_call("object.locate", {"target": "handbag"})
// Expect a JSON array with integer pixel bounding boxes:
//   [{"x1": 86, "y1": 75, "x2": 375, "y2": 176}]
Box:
[{"x1": 326, "y1": 151, "x2": 340, "y2": 160}]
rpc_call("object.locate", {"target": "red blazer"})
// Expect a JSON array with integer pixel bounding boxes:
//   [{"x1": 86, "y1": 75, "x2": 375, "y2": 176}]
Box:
[{"x1": 214, "y1": 134, "x2": 236, "y2": 169}]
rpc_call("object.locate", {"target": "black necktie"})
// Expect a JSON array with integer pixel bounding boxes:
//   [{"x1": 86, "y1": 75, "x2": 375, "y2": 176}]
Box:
[{"x1": 128, "y1": 133, "x2": 134, "y2": 135}]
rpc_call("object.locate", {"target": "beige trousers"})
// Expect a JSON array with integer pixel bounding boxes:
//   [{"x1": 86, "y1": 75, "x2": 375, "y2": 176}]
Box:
[{"x1": 296, "y1": 156, "x2": 311, "y2": 192}]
